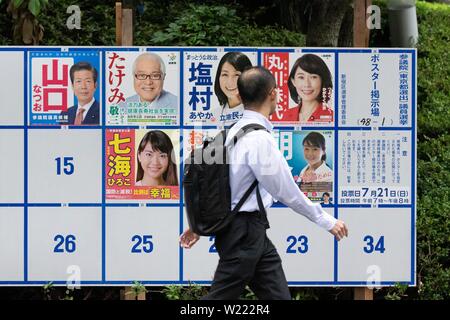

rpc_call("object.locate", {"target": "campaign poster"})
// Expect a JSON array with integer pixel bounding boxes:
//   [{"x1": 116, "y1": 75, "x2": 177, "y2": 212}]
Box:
[
  {"x1": 183, "y1": 50, "x2": 258, "y2": 126},
  {"x1": 106, "y1": 128, "x2": 180, "y2": 201},
  {"x1": 262, "y1": 51, "x2": 335, "y2": 126},
  {"x1": 278, "y1": 130, "x2": 334, "y2": 203},
  {"x1": 29, "y1": 50, "x2": 101, "y2": 125},
  {"x1": 105, "y1": 50, "x2": 179, "y2": 126}
]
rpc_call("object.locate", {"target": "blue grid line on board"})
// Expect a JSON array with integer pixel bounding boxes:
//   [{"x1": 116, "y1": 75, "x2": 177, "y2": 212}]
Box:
[
  {"x1": 334, "y1": 51, "x2": 339, "y2": 283},
  {"x1": 379, "y1": 49, "x2": 416, "y2": 54},
  {"x1": 145, "y1": 203, "x2": 180, "y2": 207},
  {"x1": 27, "y1": 126, "x2": 62, "y2": 130},
  {"x1": 411, "y1": 50, "x2": 416, "y2": 285},
  {"x1": 24, "y1": 49, "x2": 28, "y2": 282},
  {"x1": 68, "y1": 203, "x2": 102, "y2": 207},
  {"x1": 179, "y1": 130, "x2": 184, "y2": 282},
  {"x1": 180, "y1": 49, "x2": 185, "y2": 130},
  {"x1": 0, "y1": 280, "x2": 413, "y2": 286},
  {"x1": 27, "y1": 203, "x2": 63, "y2": 207},
  {"x1": 105, "y1": 203, "x2": 140, "y2": 207},
  {"x1": 144, "y1": 47, "x2": 183, "y2": 53},
  {"x1": 301, "y1": 49, "x2": 339, "y2": 53},
  {"x1": 67, "y1": 48, "x2": 102, "y2": 52},
  {"x1": 0, "y1": 47, "x2": 27, "y2": 51},
  {"x1": 274, "y1": 126, "x2": 295, "y2": 131},
  {"x1": 182, "y1": 125, "x2": 217, "y2": 130},
  {"x1": 105, "y1": 125, "x2": 140, "y2": 129},
  {"x1": 27, "y1": 47, "x2": 61, "y2": 52},
  {"x1": 67, "y1": 126, "x2": 103, "y2": 130},
  {"x1": 0, "y1": 204, "x2": 24, "y2": 207},
  {"x1": 141, "y1": 125, "x2": 181, "y2": 130},
  {"x1": 337, "y1": 49, "x2": 372, "y2": 54},
  {"x1": 338, "y1": 126, "x2": 371, "y2": 131},
  {"x1": 338, "y1": 204, "x2": 372, "y2": 208},
  {"x1": 0, "y1": 126, "x2": 24, "y2": 129},
  {"x1": 102, "y1": 47, "x2": 140, "y2": 52},
  {"x1": 224, "y1": 48, "x2": 258, "y2": 52},
  {"x1": 181, "y1": 47, "x2": 218, "y2": 52},
  {"x1": 378, "y1": 127, "x2": 412, "y2": 131},
  {"x1": 257, "y1": 48, "x2": 295, "y2": 53},
  {"x1": 101, "y1": 50, "x2": 106, "y2": 283},
  {"x1": 378, "y1": 204, "x2": 412, "y2": 208},
  {"x1": 179, "y1": 47, "x2": 186, "y2": 280}
]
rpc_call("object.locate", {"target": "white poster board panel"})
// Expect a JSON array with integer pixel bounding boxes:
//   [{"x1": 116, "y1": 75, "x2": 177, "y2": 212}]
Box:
[
  {"x1": 181, "y1": 208, "x2": 219, "y2": 282},
  {"x1": 105, "y1": 206, "x2": 179, "y2": 281},
  {"x1": 0, "y1": 207, "x2": 24, "y2": 281},
  {"x1": 267, "y1": 207, "x2": 335, "y2": 282},
  {"x1": 0, "y1": 51, "x2": 24, "y2": 125},
  {"x1": 28, "y1": 206, "x2": 102, "y2": 281},
  {"x1": 339, "y1": 52, "x2": 413, "y2": 128},
  {"x1": 28, "y1": 129, "x2": 102, "y2": 203},
  {"x1": 0, "y1": 130, "x2": 24, "y2": 203},
  {"x1": 338, "y1": 207, "x2": 411, "y2": 283},
  {"x1": 338, "y1": 130, "x2": 412, "y2": 205}
]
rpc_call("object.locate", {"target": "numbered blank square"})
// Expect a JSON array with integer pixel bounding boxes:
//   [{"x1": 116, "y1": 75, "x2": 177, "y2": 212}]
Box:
[
  {"x1": 106, "y1": 206, "x2": 179, "y2": 281},
  {"x1": 338, "y1": 208, "x2": 412, "y2": 283},
  {"x1": 182, "y1": 208, "x2": 219, "y2": 282},
  {"x1": 27, "y1": 207, "x2": 102, "y2": 281},
  {"x1": 267, "y1": 207, "x2": 335, "y2": 282},
  {"x1": 0, "y1": 208, "x2": 24, "y2": 281},
  {"x1": 0, "y1": 130, "x2": 24, "y2": 203},
  {"x1": 28, "y1": 129, "x2": 102, "y2": 203},
  {"x1": 0, "y1": 51, "x2": 24, "y2": 125}
]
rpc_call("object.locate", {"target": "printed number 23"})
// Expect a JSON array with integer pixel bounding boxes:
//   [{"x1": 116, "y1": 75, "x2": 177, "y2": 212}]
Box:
[
  {"x1": 209, "y1": 236, "x2": 217, "y2": 253},
  {"x1": 55, "y1": 157, "x2": 74, "y2": 175},
  {"x1": 286, "y1": 235, "x2": 309, "y2": 254}
]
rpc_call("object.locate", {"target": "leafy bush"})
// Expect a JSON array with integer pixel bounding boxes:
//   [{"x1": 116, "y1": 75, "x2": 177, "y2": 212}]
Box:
[
  {"x1": 371, "y1": 0, "x2": 450, "y2": 300},
  {"x1": 151, "y1": 4, "x2": 304, "y2": 47}
]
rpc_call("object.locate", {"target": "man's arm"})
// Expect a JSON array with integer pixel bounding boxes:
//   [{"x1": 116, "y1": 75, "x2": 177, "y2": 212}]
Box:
[
  {"x1": 180, "y1": 228, "x2": 200, "y2": 249},
  {"x1": 245, "y1": 132, "x2": 347, "y2": 238}
]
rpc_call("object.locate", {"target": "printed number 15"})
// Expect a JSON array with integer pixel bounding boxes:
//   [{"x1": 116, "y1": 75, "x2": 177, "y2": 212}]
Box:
[{"x1": 55, "y1": 157, "x2": 74, "y2": 175}]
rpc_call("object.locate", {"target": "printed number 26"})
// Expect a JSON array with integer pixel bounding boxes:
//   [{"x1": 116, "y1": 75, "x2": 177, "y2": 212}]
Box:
[{"x1": 54, "y1": 234, "x2": 76, "y2": 253}]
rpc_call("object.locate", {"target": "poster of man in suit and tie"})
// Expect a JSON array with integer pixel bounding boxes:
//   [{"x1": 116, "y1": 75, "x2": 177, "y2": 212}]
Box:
[{"x1": 29, "y1": 50, "x2": 101, "y2": 125}]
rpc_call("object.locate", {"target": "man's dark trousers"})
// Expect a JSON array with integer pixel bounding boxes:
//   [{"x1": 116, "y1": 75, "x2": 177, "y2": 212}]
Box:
[{"x1": 203, "y1": 211, "x2": 291, "y2": 300}]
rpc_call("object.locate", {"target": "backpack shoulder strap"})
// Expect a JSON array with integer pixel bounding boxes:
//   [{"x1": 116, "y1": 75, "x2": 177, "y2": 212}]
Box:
[
  {"x1": 230, "y1": 123, "x2": 269, "y2": 214},
  {"x1": 231, "y1": 123, "x2": 268, "y2": 145}
]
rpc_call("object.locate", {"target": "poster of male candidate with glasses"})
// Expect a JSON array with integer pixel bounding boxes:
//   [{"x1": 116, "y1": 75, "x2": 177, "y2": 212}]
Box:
[{"x1": 105, "y1": 51, "x2": 179, "y2": 126}]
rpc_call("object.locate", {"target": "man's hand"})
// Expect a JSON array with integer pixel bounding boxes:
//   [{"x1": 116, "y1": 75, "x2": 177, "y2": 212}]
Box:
[
  {"x1": 329, "y1": 220, "x2": 348, "y2": 241},
  {"x1": 180, "y1": 228, "x2": 200, "y2": 249}
]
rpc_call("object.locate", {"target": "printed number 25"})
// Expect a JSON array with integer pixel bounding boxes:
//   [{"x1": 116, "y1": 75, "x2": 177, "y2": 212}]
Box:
[{"x1": 131, "y1": 235, "x2": 154, "y2": 253}]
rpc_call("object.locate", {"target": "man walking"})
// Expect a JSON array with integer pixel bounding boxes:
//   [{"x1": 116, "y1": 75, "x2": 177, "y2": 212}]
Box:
[{"x1": 180, "y1": 66, "x2": 348, "y2": 300}]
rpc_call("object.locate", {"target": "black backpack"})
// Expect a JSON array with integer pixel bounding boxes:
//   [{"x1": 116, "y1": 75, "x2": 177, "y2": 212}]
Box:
[{"x1": 183, "y1": 123, "x2": 268, "y2": 236}]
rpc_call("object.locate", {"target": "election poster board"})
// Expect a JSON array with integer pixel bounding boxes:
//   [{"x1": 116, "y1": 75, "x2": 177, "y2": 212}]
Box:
[{"x1": 0, "y1": 47, "x2": 416, "y2": 287}]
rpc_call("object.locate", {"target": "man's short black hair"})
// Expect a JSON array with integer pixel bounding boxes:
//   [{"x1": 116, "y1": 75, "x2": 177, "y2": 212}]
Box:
[
  {"x1": 69, "y1": 61, "x2": 98, "y2": 84},
  {"x1": 237, "y1": 66, "x2": 276, "y2": 108}
]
